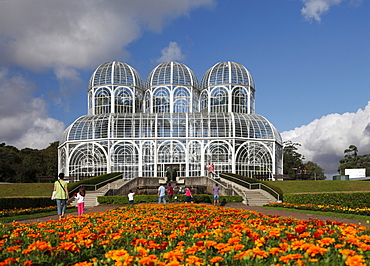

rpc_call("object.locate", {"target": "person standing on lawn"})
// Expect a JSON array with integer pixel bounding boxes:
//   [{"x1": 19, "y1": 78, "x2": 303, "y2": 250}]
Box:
[
  {"x1": 53, "y1": 173, "x2": 69, "y2": 220},
  {"x1": 128, "y1": 190, "x2": 135, "y2": 205}
]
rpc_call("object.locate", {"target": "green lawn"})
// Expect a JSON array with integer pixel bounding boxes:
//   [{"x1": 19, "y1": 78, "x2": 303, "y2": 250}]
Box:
[
  {"x1": 264, "y1": 180, "x2": 370, "y2": 194},
  {"x1": 0, "y1": 183, "x2": 54, "y2": 197}
]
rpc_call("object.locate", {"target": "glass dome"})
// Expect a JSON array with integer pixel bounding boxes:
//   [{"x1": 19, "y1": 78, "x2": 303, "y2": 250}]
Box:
[
  {"x1": 88, "y1": 61, "x2": 144, "y2": 91},
  {"x1": 200, "y1": 61, "x2": 255, "y2": 89},
  {"x1": 145, "y1": 62, "x2": 198, "y2": 88}
]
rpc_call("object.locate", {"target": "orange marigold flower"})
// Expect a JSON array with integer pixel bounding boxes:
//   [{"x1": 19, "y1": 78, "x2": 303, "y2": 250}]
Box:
[
  {"x1": 6, "y1": 245, "x2": 20, "y2": 252},
  {"x1": 71, "y1": 262, "x2": 93, "y2": 266},
  {"x1": 306, "y1": 245, "x2": 328, "y2": 257},
  {"x1": 294, "y1": 224, "x2": 306, "y2": 234},
  {"x1": 318, "y1": 237, "x2": 335, "y2": 246},
  {"x1": 345, "y1": 255, "x2": 366, "y2": 266},
  {"x1": 138, "y1": 254, "x2": 159, "y2": 265},
  {"x1": 23, "y1": 260, "x2": 33, "y2": 266},
  {"x1": 340, "y1": 249, "x2": 357, "y2": 256},
  {"x1": 227, "y1": 237, "x2": 241, "y2": 245},
  {"x1": 209, "y1": 256, "x2": 223, "y2": 264},
  {"x1": 57, "y1": 241, "x2": 81, "y2": 253},
  {"x1": 279, "y1": 253, "x2": 304, "y2": 263},
  {"x1": 185, "y1": 255, "x2": 204, "y2": 266},
  {"x1": 163, "y1": 250, "x2": 184, "y2": 262},
  {"x1": 205, "y1": 240, "x2": 217, "y2": 249}
]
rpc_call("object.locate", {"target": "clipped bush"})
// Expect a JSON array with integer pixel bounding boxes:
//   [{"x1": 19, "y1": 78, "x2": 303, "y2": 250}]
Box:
[
  {"x1": 0, "y1": 197, "x2": 55, "y2": 210},
  {"x1": 68, "y1": 172, "x2": 122, "y2": 195},
  {"x1": 98, "y1": 194, "x2": 243, "y2": 205},
  {"x1": 284, "y1": 192, "x2": 370, "y2": 208}
]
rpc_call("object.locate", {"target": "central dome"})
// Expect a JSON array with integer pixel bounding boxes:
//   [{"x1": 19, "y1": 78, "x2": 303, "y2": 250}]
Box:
[{"x1": 145, "y1": 62, "x2": 198, "y2": 88}]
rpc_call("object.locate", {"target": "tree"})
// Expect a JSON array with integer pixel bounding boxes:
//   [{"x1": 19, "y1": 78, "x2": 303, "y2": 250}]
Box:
[
  {"x1": 283, "y1": 141, "x2": 305, "y2": 178},
  {"x1": 338, "y1": 145, "x2": 370, "y2": 176},
  {"x1": 303, "y1": 161, "x2": 326, "y2": 180}
]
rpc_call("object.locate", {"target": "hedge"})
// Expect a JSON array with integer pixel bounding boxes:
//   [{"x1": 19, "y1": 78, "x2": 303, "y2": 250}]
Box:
[
  {"x1": 0, "y1": 197, "x2": 55, "y2": 210},
  {"x1": 98, "y1": 194, "x2": 243, "y2": 205},
  {"x1": 284, "y1": 192, "x2": 370, "y2": 208}
]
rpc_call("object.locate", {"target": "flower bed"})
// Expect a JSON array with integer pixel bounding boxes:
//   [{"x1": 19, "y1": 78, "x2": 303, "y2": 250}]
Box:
[
  {"x1": 0, "y1": 203, "x2": 369, "y2": 265},
  {"x1": 265, "y1": 202, "x2": 370, "y2": 216},
  {"x1": 0, "y1": 205, "x2": 74, "y2": 218}
]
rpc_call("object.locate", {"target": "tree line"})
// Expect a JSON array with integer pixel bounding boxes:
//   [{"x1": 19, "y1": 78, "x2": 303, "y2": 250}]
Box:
[{"x1": 0, "y1": 142, "x2": 58, "y2": 183}]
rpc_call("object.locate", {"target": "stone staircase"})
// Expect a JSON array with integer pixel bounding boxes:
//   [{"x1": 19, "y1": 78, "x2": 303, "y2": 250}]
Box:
[
  {"x1": 71, "y1": 178, "x2": 129, "y2": 208},
  {"x1": 218, "y1": 178, "x2": 279, "y2": 206}
]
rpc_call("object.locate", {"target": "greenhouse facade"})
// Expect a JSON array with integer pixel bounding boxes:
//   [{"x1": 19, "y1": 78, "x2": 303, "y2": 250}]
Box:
[{"x1": 58, "y1": 61, "x2": 283, "y2": 181}]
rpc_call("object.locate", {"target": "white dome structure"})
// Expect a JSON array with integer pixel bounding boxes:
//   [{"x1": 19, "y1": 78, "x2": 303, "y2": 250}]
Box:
[{"x1": 58, "y1": 61, "x2": 283, "y2": 181}]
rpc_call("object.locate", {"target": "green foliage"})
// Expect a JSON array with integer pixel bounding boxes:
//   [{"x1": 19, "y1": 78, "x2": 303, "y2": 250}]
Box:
[
  {"x1": 338, "y1": 145, "x2": 370, "y2": 176},
  {"x1": 283, "y1": 141, "x2": 304, "y2": 178},
  {"x1": 303, "y1": 161, "x2": 326, "y2": 180},
  {"x1": 0, "y1": 142, "x2": 59, "y2": 183},
  {"x1": 98, "y1": 194, "x2": 243, "y2": 204},
  {"x1": 284, "y1": 192, "x2": 370, "y2": 208}
]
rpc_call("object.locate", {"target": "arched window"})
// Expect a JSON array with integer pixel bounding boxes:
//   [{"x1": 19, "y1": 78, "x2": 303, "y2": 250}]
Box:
[
  {"x1": 210, "y1": 87, "x2": 228, "y2": 112},
  {"x1": 200, "y1": 91, "x2": 208, "y2": 113},
  {"x1": 94, "y1": 87, "x2": 111, "y2": 114},
  {"x1": 173, "y1": 87, "x2": 190, "y2": 113},
  {"x1": 232, "y1": 87, "x2": 248, "y2": 113},
  {"x1": 153, "y1": 87, "x2": 170, "y2": 113},
  {"x1": 111, "y1": 142, "x2": 139, "y2": 178},
  {"x1": 114, "y1": 87, "x2": 133, "y2": 113}
]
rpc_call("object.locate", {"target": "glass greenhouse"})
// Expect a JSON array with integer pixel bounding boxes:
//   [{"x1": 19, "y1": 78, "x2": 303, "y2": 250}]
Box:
[{"x1": 58, "y1": 61, "x2": 283, "y2": 181}]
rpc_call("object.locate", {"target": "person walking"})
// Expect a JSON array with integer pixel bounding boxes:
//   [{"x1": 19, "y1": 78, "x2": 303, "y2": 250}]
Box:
[
  {"x1": 74, "y1": 186, "x2": 85, "y2": 215},
  {"x1": 209, "y1": 163, "x2": 215, "y2": 178},
  {"x1": 53, "y1": 173, "x2": 69, "y2": 220},
  {"x1": 128, "y1": 190, "x2": 135, "y2": 205},
  {"x1": 185, "y1": 187, "x2": 192, "y2": 203},
  {"x1": 167, "y1": 184, "x2": 174, "y2": 203},
  {"x1": 158, "y1": 184, "x2": 166, "y2": 204},
  {"x1": 213, "y1": 183, "x2": 220, "y2": 206}
]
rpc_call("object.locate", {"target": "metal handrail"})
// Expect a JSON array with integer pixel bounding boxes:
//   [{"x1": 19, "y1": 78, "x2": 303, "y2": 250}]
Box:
[
  {"x1": 220, "y1": 173, "x2": 280, "y2": 201},
  {"x1": 68, "y1": 173, "x2": 124, "y2": 195}
]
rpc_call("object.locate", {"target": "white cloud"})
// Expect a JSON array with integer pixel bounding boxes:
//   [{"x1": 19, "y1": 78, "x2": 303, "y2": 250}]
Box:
[
  {"x1": 301, "y1": 0, "x2": 342, "y2": 22},
  {"x1": 0, "y1": 0, "x2": 213, "y2": 75},
  {"x1": 156, "y1": 42, "x2": 186, "y2": 63},
  {"x1": 0, "y1": 69, "x2": 65, "y2": 149},
  {"x1": 281, "y1": 102, "x2": 370, "y2": 177}
]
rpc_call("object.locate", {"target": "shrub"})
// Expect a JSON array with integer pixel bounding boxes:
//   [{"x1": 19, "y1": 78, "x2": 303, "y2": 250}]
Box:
[{"x1": 0, "y1": 197, "x2": 55, "y2": 210}]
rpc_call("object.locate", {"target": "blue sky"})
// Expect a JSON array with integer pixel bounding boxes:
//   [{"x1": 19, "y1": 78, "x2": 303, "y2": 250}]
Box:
[{"x1": 0, "y1": 0, "x2": 369, "y2": 177}]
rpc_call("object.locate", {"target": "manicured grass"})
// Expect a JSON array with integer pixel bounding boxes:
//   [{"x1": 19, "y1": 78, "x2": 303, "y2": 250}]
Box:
[
  {"x1": 261, "y1": 206, "x2": 370, "y2": 222},
  {"x1": 264, "y1": 180, "x2": 370, "y2": 194},
  {"x1": 0, "y1": 183, "x2": 54, "y2": 197}
]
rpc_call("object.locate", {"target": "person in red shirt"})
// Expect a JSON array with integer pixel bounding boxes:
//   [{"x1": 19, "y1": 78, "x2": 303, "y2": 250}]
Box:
[{"x1": 167, "y1": 184, "x2": 174, "y2": 203}]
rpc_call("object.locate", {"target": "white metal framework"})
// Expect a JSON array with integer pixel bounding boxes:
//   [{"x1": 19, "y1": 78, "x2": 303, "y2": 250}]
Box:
[{"x1": 59, "y1": 61, "x2": 283, "y2": 180}]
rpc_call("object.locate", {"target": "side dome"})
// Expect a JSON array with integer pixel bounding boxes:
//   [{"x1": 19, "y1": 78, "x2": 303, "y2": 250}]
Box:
[
  {"x1": 88, "y1": 61, "x2": 144, "y2": 91},
  {"x1": 200, "y1": 61, "x2": 255, "y2": 89},
  {"x1": 145, "y1": 62, "x2": 198, "y2": 88}
]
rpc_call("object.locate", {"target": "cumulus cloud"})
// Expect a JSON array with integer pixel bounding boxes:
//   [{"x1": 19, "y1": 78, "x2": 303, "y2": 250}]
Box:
[
  {"x1": 156, "y1": 42, "x2": 186, "y2": 63},
  {"x1": 301, "y1": 0, "x2": 343, "y2": 22},
  {"x1": 0, "y1": 69, "x2": 65, "y2": 149},
  {"x1": 0, "y1": 0, "x2": 213, "y2": 74},
  {"x1": 281, "y1": 102, "x2": 370, "y2": 177}
]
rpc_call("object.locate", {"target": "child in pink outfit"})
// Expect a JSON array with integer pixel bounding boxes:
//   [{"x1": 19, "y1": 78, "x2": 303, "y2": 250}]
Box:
[{"x1": 74, "y1": 187, "x2": 86, "y2": 215}]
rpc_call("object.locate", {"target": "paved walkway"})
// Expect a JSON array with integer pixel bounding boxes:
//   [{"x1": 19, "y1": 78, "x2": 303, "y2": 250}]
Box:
[{"x1": 18, "y1": 203, "x2": 368, "y2": 227}]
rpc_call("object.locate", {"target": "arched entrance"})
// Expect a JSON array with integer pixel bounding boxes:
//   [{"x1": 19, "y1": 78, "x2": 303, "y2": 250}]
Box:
[{"x1": 157, "y1": 163, "x2": 185, "y2": 182}]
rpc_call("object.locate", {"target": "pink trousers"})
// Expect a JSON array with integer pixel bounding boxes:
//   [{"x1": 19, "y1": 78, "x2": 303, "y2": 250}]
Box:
[{"x1": 77, "y1": 202, "x2": 85, "y2": 215}]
